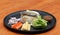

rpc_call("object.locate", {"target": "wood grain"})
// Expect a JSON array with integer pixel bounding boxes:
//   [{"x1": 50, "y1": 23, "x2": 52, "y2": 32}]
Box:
[{"x1": 0, "y1": 0, "x2": 60, "y2": 35}]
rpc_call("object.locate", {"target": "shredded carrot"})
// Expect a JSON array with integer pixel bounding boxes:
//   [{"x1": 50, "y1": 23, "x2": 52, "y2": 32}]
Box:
[{"x1": 11, "y1": 22, "x2": 22, "y2": 30}]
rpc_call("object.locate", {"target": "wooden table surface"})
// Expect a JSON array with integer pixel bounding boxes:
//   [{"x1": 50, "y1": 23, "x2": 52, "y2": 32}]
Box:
[{"x1": 0, "y1": 0, "x2": 60, "y2": 35}]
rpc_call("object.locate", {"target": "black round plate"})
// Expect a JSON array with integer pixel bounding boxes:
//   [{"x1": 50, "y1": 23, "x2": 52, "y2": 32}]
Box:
[{"x1": 4, "y1": 10, "x2": 56, "y2": 34}]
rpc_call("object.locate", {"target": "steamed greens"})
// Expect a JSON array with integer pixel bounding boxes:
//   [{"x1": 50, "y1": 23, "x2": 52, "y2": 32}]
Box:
[{"x1": 32, "y1": 16, "x2": 48, "y2": 28}]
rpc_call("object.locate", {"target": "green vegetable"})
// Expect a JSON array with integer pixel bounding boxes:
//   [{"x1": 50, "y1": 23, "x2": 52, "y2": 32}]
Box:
[{"x1": 32, "y1": 15, "x2": 48, "y2": 28}]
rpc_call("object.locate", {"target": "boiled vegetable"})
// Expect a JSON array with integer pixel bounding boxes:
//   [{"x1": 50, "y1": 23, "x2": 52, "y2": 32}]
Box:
[
  {"x1": 11, "y1": 22, "x2": 22, "y2": 30},
  {"x1": 32, "y1": 16, "x2": 48, "y2": 28},
  {"x1": 21, "y1": 21, "x2": 31, "y2": 31}
]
